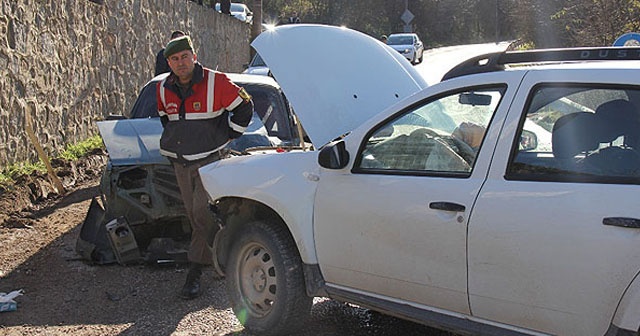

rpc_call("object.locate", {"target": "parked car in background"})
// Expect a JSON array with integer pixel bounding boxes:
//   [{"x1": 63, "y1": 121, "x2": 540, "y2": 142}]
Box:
[
  {"x1": 387, "y1": 32, "x2": 424, "y2": 64},
  {"x1": 200, "y1": 24, "x2": 640, "y2": 336},
  {"x1": 76, "y1": 72, "x2": 304, "y2": 265},
  {"x1": 215, "y1": 2, "x2": 253, "y2": 24},
  {"x1": 242, "y1": 52, "x2": 271, "y2": 76}
]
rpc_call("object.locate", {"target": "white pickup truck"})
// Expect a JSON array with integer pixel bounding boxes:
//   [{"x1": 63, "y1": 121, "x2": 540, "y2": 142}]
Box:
[{"x1": 200, "y1": 24, "x2": 640, "y2": 336}]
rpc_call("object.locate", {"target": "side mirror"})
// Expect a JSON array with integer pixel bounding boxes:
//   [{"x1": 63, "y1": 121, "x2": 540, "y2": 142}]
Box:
[
  {"x1": 520, "y1": 130, "x2": 538, "y2": 151},
  {"x1": 318, "y1": 140, "x2": 350, "y2": 169}
]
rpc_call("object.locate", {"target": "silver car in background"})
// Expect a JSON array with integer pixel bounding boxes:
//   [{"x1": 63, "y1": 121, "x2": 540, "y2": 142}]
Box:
[{"x1": 387, "y1": 32, "x2": 425, "y2": 64}]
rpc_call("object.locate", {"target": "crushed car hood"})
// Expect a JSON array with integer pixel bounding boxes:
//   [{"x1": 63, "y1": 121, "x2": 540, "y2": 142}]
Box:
[
  {"x1": 97, "y1": 118, "x2": 168, "y2": 166},
  {"x1": 252, "y1": 24, "x2": 428, "y2": 147}
]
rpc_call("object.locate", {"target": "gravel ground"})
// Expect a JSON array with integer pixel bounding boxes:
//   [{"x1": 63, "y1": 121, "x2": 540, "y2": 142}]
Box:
[{"x1": 0, "y1": 156, "x2": 455, "y2": 336}]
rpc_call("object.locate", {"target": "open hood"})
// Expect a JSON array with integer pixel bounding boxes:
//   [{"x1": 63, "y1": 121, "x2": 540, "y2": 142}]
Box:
[
  {"x1": 252, "y1": 24, "x2": 428, "y2": 147},
  {"x1": 97, "y1": 118, "x2": 169, "y2": 166}
]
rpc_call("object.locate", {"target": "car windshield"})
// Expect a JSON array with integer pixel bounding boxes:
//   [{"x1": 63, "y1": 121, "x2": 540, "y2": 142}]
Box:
[
  {"x1": 250, "y1": 54, "x2": 266, "y2": 67},
  {"x1": 230, "y1": 3, "x2": 245, "y2": 12},
  {"x1": 387, "y1": 35, "x2": 414, "y2": 45},
  {"x1": 216, "y1": 3, "x2": 246, "y2": 13},
  {"x1": 239, "y1": 82, "x2": 296, "y2": 143}
]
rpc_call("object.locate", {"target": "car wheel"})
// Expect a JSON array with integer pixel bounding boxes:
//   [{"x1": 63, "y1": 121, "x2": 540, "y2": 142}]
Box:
[{"x1": 227, "y1": 220, "x2": 312, "y2": 335}]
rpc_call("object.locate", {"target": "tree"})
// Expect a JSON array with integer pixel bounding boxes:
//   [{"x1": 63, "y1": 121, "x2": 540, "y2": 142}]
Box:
[
  {"x1": 553, "y1": 0, "x2": 640, "y2": 46},
  {"x1": 500, "y1": 0, "x2": 569, "y2": 48},
  {"x1": 256, "y1": 0, "x2": 640, "y2": 49}
]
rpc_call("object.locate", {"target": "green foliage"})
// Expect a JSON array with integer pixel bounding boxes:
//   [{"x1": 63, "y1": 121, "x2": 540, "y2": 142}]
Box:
[
  {"x1": 0, "y1": 174, "x2": 9, "y2": 188},
  {"x1": 0, "y1": 161, "x2": 46, "y2": 190},
  {"x1": 258, "y1": 0, "x2": 639, "y2": 48},
  {"x1": 555, "y1": 0, "x2": 640, "y2": 46},
  {"x1": 58, "y1": 135, "x2": 104, "y2": 161},
  {"x1": 515, "y1": 41, "x2": 536, "y2": 50}
]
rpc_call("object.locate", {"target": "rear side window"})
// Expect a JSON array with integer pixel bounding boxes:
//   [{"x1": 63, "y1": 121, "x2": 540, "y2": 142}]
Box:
[{"x1": 507, "y1": 85, "x2": 640, "y2": 184}]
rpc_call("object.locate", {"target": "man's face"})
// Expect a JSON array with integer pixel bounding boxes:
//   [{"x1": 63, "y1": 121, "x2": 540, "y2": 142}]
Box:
[{"x1": 167, "y1": 50, "x2": 196, "y2": 82}]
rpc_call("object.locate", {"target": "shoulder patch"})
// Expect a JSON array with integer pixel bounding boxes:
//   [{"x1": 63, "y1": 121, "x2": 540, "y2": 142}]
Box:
[{"x1": 238, "y1": 87, "x2": 252, "y2": 101}]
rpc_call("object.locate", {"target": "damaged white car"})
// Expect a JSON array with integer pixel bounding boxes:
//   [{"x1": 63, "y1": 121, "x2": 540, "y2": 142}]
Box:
[{"x1": 201, "y1": 24, "x2": 640, "y2": 336}]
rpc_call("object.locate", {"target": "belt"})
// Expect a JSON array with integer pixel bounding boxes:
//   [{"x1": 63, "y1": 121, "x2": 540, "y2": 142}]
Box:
[{"x1": 179, "y1": 148, "x2": 230, "y2": 166}]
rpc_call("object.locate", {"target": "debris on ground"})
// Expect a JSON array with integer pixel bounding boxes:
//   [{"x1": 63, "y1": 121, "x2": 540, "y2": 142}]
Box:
[{"x1": 0, "y1": 289, "x2": 23, "y2": 312}]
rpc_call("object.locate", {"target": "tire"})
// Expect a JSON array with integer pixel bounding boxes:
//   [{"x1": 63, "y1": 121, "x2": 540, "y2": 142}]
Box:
[{"x1": 226, "y1": 220, "x2": 312, "y2": 335}]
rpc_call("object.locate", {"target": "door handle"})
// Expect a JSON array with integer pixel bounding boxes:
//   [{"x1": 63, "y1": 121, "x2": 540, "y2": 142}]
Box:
[
  {"x1": 429, "y1": 202, "x2": 465, "y2": 212},
  {"x1": 603, "y1": 217, "x2": 640, "y2": 228}
]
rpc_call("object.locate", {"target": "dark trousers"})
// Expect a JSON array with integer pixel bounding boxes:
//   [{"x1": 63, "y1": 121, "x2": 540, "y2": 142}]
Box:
[
  {"x1": 219, "y1": 0, "x2": 230, "y2": 14},
  {"x1": 172, "y1": 154, "x2": 223, "y2": 265}
]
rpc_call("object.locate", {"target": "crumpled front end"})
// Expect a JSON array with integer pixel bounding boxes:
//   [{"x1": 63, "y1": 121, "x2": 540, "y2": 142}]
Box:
[{"x1": 76, "y1": 160, "x2": 191, "y2": 265}]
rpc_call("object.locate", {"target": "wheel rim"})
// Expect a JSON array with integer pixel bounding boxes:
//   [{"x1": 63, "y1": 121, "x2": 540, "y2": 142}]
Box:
[{"x1": 237, "y1": 242, "x2": 277, "y2": 317}]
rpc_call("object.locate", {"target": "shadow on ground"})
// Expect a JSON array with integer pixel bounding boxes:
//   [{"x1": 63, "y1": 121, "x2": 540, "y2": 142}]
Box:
[{"x1": 0, "y1": 183, "x2": 454, "y2": 336}]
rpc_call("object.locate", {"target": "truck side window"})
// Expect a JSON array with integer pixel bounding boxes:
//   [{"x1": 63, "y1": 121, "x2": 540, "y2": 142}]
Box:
[
  {"x1": 356, "y1": 86, "x2": 505, "y2": 175},
  {"x1": 507, "y1": 85, "x2": 640, "y2": 184}
]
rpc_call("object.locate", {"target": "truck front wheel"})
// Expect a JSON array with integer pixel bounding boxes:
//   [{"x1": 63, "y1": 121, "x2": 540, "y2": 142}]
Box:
[{"x1": 226, "y1": 220, "x2": 312, "y2": 335}]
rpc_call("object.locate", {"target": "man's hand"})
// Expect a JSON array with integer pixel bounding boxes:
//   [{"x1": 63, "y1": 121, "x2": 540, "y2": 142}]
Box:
[{"x1": 452, "y1": 122, "x2": 485, "y2": 148}]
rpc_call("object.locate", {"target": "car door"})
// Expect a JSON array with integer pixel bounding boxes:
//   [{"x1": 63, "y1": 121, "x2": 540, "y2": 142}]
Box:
[
  {"x1": 468, "y1": 69, "x2": 640, "y2": 335},
  {"x1": 314, "y1": 81, "x2": 514, "y2": 314}
]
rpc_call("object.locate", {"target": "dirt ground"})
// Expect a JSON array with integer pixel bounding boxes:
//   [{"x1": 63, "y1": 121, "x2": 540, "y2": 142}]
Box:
[{"x1": 0, "y1": 152, "x2": 454, "y2": 336}]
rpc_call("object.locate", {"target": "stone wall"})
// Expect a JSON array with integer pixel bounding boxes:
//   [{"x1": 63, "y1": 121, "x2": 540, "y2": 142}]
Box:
[{"x1": 0, "y1": 0, "x2": 251, "y2": 166}]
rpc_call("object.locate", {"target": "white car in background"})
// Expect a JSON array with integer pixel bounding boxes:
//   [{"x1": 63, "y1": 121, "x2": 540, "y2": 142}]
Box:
[
  {"x1": 387, "y1": 32, "x2": 425, "y2": 64},
  {"x1": 200, "y1": 24, "x2": 640, "y2": 336},
  {"x1": 215, "y1": 2, "x2": 253, "y2": 24}
]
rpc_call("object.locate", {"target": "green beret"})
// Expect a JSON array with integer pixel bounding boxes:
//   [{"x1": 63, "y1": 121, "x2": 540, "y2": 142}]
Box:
[{"x1": 164, "y1": 35, "x2": 194, "y2": 58}]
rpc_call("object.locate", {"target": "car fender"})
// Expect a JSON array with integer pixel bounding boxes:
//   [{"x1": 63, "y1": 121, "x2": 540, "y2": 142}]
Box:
[
  {"x1": 199, "y1": 151, "x2": 321, "y2": 263},
  {"x1": 611, "y1": 270, "x2": 640, "y2": 333}
]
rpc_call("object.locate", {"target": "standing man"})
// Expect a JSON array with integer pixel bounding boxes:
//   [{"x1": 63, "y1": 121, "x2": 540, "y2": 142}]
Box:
[
  {"x1": 219, "y1": 0, "x2": 231, "y2": 14},
  {"x1": 157, "y1": 35, "x2": 253, "y2": 299},
  {"x1": 154, "y1": 30, "x2": 185, "y2": 76},
  {"x1": 287, "y1": 11, "x2": 301, "y2": 24}
]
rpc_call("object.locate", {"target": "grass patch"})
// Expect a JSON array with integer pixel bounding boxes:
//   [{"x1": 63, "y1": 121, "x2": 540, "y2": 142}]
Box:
[
  {"x1": 0, "y1": 161, "x2": 46, "y2": 191},
  {"x1": 58, "y1": 135, "x2": 104, "y2": 161},
  {"x1": 0, "y1": 135, "x2": 104, "y2": 190}
]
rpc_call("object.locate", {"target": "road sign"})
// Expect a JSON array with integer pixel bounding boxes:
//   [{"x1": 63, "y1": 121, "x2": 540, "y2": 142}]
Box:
[
  {"x1": 401, "y1": 9, "x2": 414, "y2": 24},
  {"x1": 613, "y1": 33, "x2": 640, "y2": 47}
]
